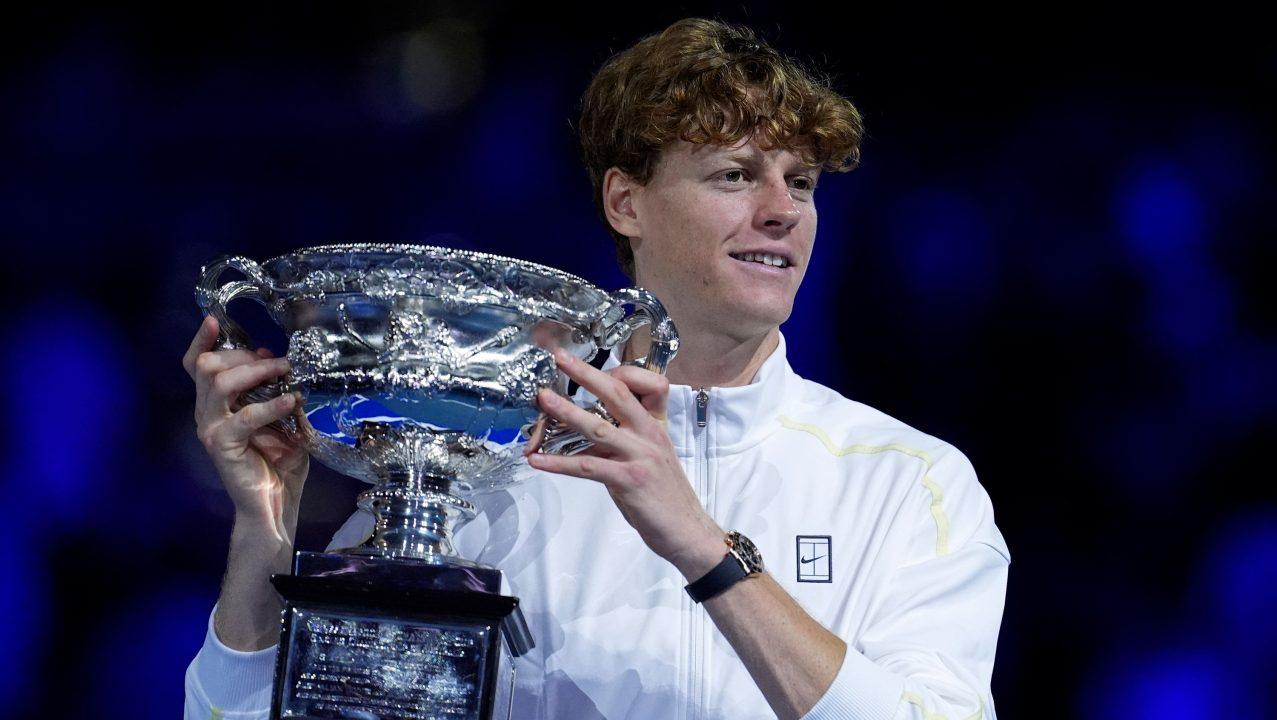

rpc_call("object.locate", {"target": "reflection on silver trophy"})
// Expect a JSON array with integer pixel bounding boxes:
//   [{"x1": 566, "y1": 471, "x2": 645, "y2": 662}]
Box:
[{"x1": 196, "y1": 243, "x2": 678, "y2": 720}]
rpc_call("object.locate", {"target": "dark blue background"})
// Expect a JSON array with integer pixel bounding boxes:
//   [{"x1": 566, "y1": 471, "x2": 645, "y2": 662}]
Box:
[{"x1": 2, "y1": 4, "x2": 1274, "y2": 717}]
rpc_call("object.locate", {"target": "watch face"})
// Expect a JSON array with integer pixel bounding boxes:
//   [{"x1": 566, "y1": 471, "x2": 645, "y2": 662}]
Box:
[{"x1": 730, "y1": 532, "x2": 764, "y2": 573}]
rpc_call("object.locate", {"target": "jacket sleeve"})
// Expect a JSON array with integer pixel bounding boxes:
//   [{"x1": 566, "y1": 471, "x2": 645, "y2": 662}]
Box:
[
  {"x1": 803, "y1": 446, "x2": 1012, "y2": 720},
  {"x1": 183, "y1": 509, "x2": 375, "y2": 720},
  {"x1": 183, "y1": 604, "x2": 276, "y2": 720}
]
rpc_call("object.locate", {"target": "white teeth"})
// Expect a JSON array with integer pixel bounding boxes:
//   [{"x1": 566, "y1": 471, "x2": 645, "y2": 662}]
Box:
[{"x1": 732, "y1": 252, "x2": 789, "y2": 268}]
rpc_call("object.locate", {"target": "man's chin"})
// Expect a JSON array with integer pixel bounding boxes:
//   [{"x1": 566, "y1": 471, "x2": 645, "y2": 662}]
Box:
[{"x1": 715, "y1": 302, "x2": 793, "y2": 337}]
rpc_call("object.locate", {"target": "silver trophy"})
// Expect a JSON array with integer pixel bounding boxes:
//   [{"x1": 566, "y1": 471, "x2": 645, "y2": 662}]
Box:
[{"x1": 196, "y1": 243, "x2": 678, "y2": 720}]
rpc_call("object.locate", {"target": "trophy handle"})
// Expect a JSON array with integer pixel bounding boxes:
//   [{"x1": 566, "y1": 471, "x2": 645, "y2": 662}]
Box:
[
  {"x1": 537, "y1": 288, "x2": 680, "y2": 456},
  {"x1": 196, "y1": 256, "x2": 275, "y2": 350},
  {"x1": 195, "y1": 256, "x2": 293, "y2": 414},
  {"x1": 593, "y1": 287, "x2": 680, "y2": 374}
]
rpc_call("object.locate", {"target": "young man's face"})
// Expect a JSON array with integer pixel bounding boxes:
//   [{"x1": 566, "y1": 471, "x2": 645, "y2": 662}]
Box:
[{"x1": 622, "y1": 133, "x2": 820, "y2": 341}]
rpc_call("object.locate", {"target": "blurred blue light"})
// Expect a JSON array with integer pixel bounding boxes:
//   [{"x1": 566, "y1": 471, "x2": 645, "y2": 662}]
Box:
[
  {"x1": 1197, "y1": 509, "x2": 1277, "y2": 668},
  {"x1": 466, "y1": 71, "x2": 561, "y2": 211},
  {"x1": 886, "y1": 187, "x2": 997, "y2": 323},
  {"x1": 0, "y1": 516, "x2": 48, "y2": 712},
  {"x1": 1115, "y1": 158, "x2": 1207, "y2": 270},
  {"x1": 0, "y1": 304, "x2": 138, "y2": 523},
  {"x1": 80, "y1": 585, "x2": 216, "y2": 719},
  {"x1": 1077, "y1": 644, "x2": 1258, "y2": 719}
]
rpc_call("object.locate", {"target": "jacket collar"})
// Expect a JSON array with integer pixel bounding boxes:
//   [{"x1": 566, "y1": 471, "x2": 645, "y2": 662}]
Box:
[{"x1": 597, "y1": 331, "x2": 797, "y2": 457}]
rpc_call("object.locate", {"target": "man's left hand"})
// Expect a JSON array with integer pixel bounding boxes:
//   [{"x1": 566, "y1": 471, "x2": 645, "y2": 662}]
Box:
[{"x1": 526, "y1": 348, "x2": 726, "y2": 579}]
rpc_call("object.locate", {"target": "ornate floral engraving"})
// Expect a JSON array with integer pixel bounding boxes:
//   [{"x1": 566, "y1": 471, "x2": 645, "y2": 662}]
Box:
[
  {"x1": 288, "y1": 327, "x2": 344, "y2": 378},
  {"x1": 261, "y1": 244, "x2": 614, "y2": 325}
]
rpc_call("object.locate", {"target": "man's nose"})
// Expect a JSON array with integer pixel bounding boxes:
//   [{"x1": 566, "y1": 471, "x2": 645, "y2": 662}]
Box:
[{"x1": 754, "y1": 180, "x2": 802, "y2": 236}]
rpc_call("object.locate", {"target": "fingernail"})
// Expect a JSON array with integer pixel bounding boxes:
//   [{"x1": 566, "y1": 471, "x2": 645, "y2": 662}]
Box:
[{"x1": 554, "y1": 348, "x2": 571, "y2": 364}]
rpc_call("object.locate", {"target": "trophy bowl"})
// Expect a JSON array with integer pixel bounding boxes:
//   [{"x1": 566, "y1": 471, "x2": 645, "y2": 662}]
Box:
[
  {"x1": 196, "y1": 243, "x2": 679, "y2": 565},
  {"x1": 197, "y1": 244, "x2": 679, "y2": 719}
]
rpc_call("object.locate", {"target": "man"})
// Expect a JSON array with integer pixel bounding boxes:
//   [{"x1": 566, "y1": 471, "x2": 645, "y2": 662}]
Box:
[{"x1": 184, "y1": 17, "x2": 1010, "y2": 720}]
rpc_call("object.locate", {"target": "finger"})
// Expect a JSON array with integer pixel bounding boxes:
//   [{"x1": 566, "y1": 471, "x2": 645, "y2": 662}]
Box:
[
  {"x1": 257, "y1": 347, "x2": 275, "y2": 359},
  {"x1": 604, "y1": 365, "x2": 670, "y2": 420},
  {"x1": 223, "y1": 393, "x2": 300, "y2": 445},
  {"x1": 194, "y1": 349, "x2": 267, "y2": 379},
  {"x1": 522, "y1": 416, "x2": 548, "y2": 456},
  {"x1": 193, "y1": 348, "x2": 276, "y2": 416},
  {"x1": 526, "y1": 449, "x2": 625, "y2": 486},
  {"x1": 553, "y1": 349, "x2": 649, "y2": 428},
  {"x1": 206, "y1": 357, "x2": 291, "y2": 416},
  {"x1": 182, "y1": 315, "x2": 219, "y2": 379},
  {"x1": 536, "y1": 388, "x2": 639, "y2": 457}
]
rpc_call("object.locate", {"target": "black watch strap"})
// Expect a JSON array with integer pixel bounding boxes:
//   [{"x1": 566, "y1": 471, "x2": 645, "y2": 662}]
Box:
[{"x1": 685, "y1": 553, "x2": 748, "y2": 603}]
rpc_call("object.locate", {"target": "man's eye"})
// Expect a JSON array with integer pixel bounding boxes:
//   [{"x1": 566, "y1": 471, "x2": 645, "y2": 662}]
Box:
[
  {"x1": 790, "y1": 176, "x2": 817, "y2": 191},
  {"x1": 722, "y1": 170, "x2": 746, "y2": 182}
]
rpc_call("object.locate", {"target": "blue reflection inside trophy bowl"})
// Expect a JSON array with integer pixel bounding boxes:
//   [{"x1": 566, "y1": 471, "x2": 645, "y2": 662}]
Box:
[
  {"x1": 297, "y1": 387, "x2": 541, "y2": 494},
  {"x1": 305, "y1": 393, "x2": 530, "y2": 449}
]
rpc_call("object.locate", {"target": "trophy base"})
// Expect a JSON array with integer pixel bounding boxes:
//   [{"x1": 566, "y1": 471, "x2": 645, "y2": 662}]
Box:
[{"x1": 269, "y1": 552, "x2": 533, "y2": 720}]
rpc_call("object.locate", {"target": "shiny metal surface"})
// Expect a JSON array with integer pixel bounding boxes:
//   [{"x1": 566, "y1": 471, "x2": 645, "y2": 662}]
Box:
[{"x1": 196, "y1": 243, "x2": 679, "y2": 564}]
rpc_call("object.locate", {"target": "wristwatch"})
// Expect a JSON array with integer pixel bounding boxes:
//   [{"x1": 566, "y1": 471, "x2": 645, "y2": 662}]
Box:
[{"x1": 684, "y1": 531, "x2": 764, "y2": 603}]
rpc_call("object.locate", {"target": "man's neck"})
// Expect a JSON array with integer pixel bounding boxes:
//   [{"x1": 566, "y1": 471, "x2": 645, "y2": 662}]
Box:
[{"x1": 622, "y1": 325, "x2": 779, "y2": 389}]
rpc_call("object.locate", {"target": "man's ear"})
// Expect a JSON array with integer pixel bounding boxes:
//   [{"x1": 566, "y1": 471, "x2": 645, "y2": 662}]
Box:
[{"x1": 602, "y1": 167, "x2": 642, "y2": 239}]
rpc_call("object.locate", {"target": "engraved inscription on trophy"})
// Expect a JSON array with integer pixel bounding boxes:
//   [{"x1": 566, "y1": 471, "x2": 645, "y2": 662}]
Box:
[{"x1": 282, "y1": 609, "x2": 488, "y2": 720}]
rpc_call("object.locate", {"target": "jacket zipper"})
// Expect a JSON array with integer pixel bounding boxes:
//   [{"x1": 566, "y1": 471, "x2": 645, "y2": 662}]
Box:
[{"x1": 691, "y1": 386, "x2": 710, "y2": 720}]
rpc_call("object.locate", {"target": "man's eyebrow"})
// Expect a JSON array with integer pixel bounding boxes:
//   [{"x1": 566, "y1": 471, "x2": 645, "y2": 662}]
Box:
[
  {"x1": 702, "y1": 147, "x2": 821, "y2": 173},
  {"x1": 769, "y1": 160, "x2": 824, "y2": 178},
  {"x1": 714, "y1": 150, "x2": 763, "y2": 165}
]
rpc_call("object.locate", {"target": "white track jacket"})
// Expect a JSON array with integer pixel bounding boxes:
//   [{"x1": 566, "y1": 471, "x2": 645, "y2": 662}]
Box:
[{"x1": 185, "y1": 332, "x2": 1011, "y2": 719}]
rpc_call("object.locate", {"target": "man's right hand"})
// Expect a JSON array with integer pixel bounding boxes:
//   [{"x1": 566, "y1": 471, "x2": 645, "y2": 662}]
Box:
[
  {"x1": 183, "y1": 314, "x2": 309, "y2": 537},
  {"x1": 183, "y1": 314, "x2": 310, "y2": 650}
]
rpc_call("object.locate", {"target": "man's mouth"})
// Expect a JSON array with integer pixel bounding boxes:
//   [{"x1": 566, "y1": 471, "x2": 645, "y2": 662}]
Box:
[{"x1": 729, "y1": 252, "x2": 791, "y2": 269}]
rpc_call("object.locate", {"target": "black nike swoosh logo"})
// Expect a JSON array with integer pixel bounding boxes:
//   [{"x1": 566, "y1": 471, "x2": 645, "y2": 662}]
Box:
[{"x1": 800, "y1": 555, "x2": 826, "y2": 564}]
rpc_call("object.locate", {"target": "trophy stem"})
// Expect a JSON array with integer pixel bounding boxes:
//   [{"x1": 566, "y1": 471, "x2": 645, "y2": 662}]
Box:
[{"x1": 353, "y1": 470, "x2": 477, "y2": 563}]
